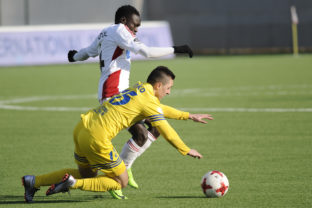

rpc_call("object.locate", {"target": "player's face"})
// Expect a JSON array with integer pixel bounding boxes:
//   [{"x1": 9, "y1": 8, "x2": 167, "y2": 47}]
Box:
[
  {"x1": 126, "y1": 14, "x2": 141, "y2": 35},
  {"x1": 156, "y1": 78, "x2": 174, "y2": 100}
]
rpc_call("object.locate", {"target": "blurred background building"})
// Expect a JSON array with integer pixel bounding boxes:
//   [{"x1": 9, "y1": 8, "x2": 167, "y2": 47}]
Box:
[{"x1": 1, "y1": 0, "x2": 311, "y2": 54}]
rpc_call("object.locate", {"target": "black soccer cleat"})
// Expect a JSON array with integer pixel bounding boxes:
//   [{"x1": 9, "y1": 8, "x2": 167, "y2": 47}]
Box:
[{"x1": 46, "y1": 174, "x2": 75, "y2": 196}]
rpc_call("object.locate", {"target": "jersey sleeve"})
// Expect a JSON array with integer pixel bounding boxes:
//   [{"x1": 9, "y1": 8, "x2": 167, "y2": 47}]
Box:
[
  {"x1": 142, "y1": 96, "x2": 168, "y2": 126},
  {"x1": 114, "y1": 25, "x2": 143, "y2": 54},
  {"x1": 114, "y1": 24, "x2": 174, "y2": 58},
  {"x1": 160, "y1": 104, "x2": 189, "y2": 120},
  {"x1": 156, "y1": 121, "x2": 191, "y2": 155},
  {"x1": 137, "y1": 45, "x2": 174, "y2": 58},
  {"x1": 74, "y1": 33, "x2": 101, "y2": 61}
]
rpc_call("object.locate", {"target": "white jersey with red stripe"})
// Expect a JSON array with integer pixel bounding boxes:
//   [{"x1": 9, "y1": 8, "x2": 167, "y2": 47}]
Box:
[
  {"x1": 74, "y1": 23, "x2": 144, "y2": 101},
  {"x1": 73, "y1": 23, "x2": 175, "y2": 103}
]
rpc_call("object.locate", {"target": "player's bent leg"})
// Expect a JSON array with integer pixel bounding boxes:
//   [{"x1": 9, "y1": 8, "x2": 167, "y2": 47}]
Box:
[
  {"x1": 22, "y1": 168, "x2": 82, "y2": 202},
  {"x1": 73, "y1": 127, "x2": 128, "y2": 199},
  {"x1": 120, "y1": 122, "x2": 159, "y2": 189},
  {"x1": 46, "y1": 170, "x2": 127, "y2": 198},
  {"x1": 46, "y1": 173, "x2": 75, "y2": 196},
  {"x1": 108, "y1": 170, "x2": 129, "y2": 199},
  {"x1": 112, "y1": 169, "x2": 128, "y2": 188},
  {"x1": 33, "y1": 168, "x2": 82, "y2": 188},
  {"x1": 145, "y1": 119, "x2": 160, "y2": 138},
  {"x1": 45, "y1": 166, "x2": 97, "y2": 197},
  {"x1": 51, "y1": 171, "x2": 128, "y2": 199},
  {"x1": 75, "y1": 174, "x2": 124, "y2": 191},
  {"x1": 128, "y1": 122, "x2": 149, "y2": 147},
  {"x1": 120, "y1": 122, "x2": 146, "y2": 189}
]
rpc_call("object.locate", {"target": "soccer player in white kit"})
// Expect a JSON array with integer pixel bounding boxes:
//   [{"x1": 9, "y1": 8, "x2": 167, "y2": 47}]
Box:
[{"x1": 67, "y1": 5, "x2": 193, "y2": 198}]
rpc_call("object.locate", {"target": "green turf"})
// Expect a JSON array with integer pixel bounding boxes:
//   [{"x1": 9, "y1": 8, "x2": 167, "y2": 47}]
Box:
[{"x1": 0, "y1": 54, "x2": 311, "y2": 208}]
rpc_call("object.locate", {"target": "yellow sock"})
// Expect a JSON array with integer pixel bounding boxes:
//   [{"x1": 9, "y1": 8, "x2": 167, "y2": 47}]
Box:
[
  {"x1": 34, "y1": 168, "x2": 81, "y2": 188},
  {"x1": 72, "y1": 175, "x2": 121, "y2": 192}
]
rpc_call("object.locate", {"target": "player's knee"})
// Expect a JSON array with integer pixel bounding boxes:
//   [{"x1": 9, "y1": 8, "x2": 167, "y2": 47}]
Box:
[
  {"x1": 120, "y1": 178, "x2": 128, "y2": 188},
  {"x1": 148, "y1": 126, "x2": 160, "y2": 138},
  {"x1": 144, "y1": 119, "x2": 160, "y2": 138},
  {"x1": 129, "y1": 123, "x2": 148, "y2": 147},
  {"x1": 115, "y1": 171, "x2": 128, "y2": 188}
]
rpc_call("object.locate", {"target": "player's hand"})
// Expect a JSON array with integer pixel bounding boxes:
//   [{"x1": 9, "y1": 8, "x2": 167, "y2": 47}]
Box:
[
  {"x1": 173, "y1": 45, "x2": 193, "y2": 58},
  {"x1": 189, "y1": 114, "x2": 213, "y2": 124},
  {"x1": 68, "y1": 50, "x2": 78, "y2": 62},
  {"x1": 187, "y1": 149, "x2": 202, "y2": 159}
]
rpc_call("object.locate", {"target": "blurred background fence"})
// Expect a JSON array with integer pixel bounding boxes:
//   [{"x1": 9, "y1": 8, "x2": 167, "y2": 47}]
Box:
[{"x1": 1, "y1": 0, "x2": 312, "y2": 54}]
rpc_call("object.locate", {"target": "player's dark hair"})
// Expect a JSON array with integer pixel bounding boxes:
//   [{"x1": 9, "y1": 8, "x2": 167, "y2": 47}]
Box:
[
  {"x1": 115, "y1": 5, "x2": 140, "y2": 24},
  {"x1": 147, "y1": 66, "x2": 175, "y2": 85}
]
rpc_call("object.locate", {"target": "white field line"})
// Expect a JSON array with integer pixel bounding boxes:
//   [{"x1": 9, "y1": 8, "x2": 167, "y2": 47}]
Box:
[
  {"x1": 0, "y1": 103, "x2": 311, "y2": 112},
  {"x1": 0, "y1": 95, "x2": 95, "y2": 112},
  {"x1": 0, "y1": 94, "x2": 97, "y2": 104},
  {"x1": 171, "y1": 84, "x2": 312, "y2": 97},
  {"x1": 0, "y1": 104, "x2": 90, "y2": 112},
  {"x1": 0, "y1": 84, "x2": 311, "y2": 112},
  {"x1": 179, "y1": 107, "x2": 312, "y2": 112}
]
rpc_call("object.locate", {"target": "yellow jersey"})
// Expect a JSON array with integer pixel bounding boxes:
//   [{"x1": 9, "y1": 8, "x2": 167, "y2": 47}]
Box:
[{"x1": 81, "y1": 82, "x2": 191, "y2": 155}]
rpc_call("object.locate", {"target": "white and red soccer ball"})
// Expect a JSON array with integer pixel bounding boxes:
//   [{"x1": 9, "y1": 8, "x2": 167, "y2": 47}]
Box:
[{"x1": 201, "y1": 170, "x2": 229, "y2": 198}]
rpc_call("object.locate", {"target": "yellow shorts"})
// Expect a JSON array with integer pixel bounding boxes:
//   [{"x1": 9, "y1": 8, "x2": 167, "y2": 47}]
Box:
[{"x1": 73, "y1": 121, "x2": 126, "y2": 177}]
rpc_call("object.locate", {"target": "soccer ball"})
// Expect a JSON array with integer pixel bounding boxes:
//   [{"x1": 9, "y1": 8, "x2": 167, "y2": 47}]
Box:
[{"x1": 201, "y1": 170, "x2": 229, "y2": 198}]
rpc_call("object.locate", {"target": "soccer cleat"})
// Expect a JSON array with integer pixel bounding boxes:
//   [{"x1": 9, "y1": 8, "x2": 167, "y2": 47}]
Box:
[
  {"x1": 22, "y1": 175, "x2": 39, "y2": 203},
  {"x1": 108, "y1": 189, "x2": 128, "y2": 200},
  {"x1": 46, "y1": 174, "x2": 75, "y2": 196},
  {"x1": 127, "y1": 168, "x2": 139, "y2": 189}
]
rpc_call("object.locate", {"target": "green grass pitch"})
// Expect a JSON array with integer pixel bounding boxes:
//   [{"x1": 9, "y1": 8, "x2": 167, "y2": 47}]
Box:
[{"x1": 0, "y1": 54, "x2": 311, "y2": 208}]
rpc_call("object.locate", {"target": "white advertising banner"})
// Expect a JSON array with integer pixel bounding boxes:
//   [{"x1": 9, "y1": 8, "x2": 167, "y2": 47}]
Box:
[{"x1": 0, "y1": 21, "x2": 174, "y2": 66}]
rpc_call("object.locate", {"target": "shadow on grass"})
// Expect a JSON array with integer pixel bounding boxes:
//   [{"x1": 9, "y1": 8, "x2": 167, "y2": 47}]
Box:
[
  {"x1": 156, "y1": 195, "x2": 207, "y2": 199},
  {"x1": 0, "y1": 194, "x2": 109, "y2": 204}
]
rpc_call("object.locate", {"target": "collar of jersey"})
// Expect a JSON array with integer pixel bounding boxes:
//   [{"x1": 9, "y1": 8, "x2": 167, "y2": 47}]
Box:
[{"x1": 135, "y1": 82, "x2": 159, "y2": 102}]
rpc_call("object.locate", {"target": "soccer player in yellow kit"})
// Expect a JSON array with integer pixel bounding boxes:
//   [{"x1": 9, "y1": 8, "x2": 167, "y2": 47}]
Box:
[{"x1": 22, "y1": 66, "x2": 213, "y2": 201}]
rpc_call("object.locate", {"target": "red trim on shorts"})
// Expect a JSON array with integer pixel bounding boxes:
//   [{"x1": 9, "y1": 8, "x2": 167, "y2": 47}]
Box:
[
  {"x1": 124, "y1": 25, "x2": 135, "y2": 37},
  {"x1": 112, "y1": 46, "x2": 123, "y2": 60},
  {"x1": 101, "y1": 70, "x2": 121, "y2": 99}
]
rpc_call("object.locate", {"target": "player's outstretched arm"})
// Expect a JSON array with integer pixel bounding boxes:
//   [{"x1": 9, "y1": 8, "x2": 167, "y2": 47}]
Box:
[
  {"x1": 160, "y1": 104, "x2": 190, "y2": 120},
  {"x1": 68, "y1": 32, "x2": 101, "y2": 63},
  {"x1": 156, "y1": 123, "x2": 191, "y2": 156},
  {"x1": 189, "y1": 114, "x2": 213, "y2": 124},
  {"x1": 137, "y1": 44, "x2": 193, "y2": 59},
  {"x1": 187, "y1": 149, "x2": 203, "y2": 159},
  {"x1": 156, "y1": 122, "x2": 203, "y2": 159},
  {"x1": 67, "y1": 47, "x2": 96, "y2": 62}
]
